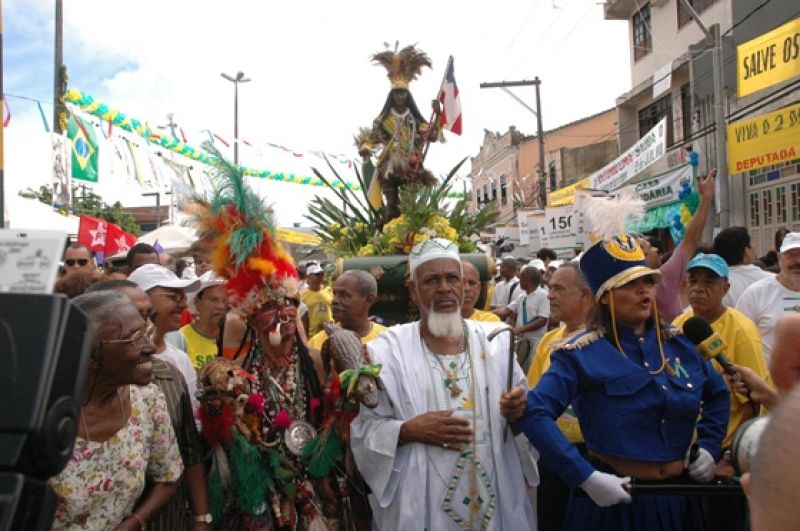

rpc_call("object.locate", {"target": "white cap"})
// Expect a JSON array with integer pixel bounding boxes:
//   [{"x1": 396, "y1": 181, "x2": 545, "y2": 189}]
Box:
[
  {"x1": 128, "y1": 263, "x2": 201, "y2": 293},
  {"x1": 306, "y1": 264, "x2": 323, "y2": 275},
  {"x1": 528, "y1": 259, "x2": 546, "y2": 271},
  {"x1": 548, "y1": 260, "x2": 564, "y2": 269},
  {"x1": 409, "y1": 238, "x2": 460, "y2": 274},
  {"x1": 780, "y1": 232, "x2": 800, "y2": 253},
  {"x1": 187, "y1": 271, "x2": 226, "y2": 314}
]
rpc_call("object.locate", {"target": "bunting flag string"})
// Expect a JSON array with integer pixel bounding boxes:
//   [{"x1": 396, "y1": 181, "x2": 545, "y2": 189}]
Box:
[
  {"x1": 15, "y1": 88, "x2": 467, "y2": 197},
  {"x1": 36, "y1": 101, "x2": 50, "y2": 133}
]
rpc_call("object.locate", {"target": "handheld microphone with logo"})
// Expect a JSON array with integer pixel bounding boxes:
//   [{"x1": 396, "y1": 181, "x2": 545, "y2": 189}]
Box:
[{"x1": 682, "y1": 316, "x2": 738, "y2": 378}]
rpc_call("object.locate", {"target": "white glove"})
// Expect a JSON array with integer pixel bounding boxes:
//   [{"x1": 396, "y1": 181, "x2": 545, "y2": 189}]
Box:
[
  {"x1": 688, "y1": 447, "x2": 716, "y2": 483},
  {"x1": 580, "y1": 471, "x2": 632, "y2": 507}
]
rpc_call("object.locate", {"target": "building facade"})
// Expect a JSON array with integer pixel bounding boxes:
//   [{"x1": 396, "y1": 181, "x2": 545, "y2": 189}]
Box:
[{"x1": 605, "y1": 0, "x2": 800, "y2": 253}]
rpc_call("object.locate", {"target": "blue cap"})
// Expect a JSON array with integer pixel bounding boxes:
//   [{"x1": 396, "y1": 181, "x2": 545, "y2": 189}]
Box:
[{"x1": 687, "y1": 253, "x2": 729, "y2": 279}]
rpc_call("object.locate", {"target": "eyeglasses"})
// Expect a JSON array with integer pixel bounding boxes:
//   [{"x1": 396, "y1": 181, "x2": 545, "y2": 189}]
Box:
[
  {"x1": 65, "y1": 259, "x2": 89, "y2": 267},
  {"x1": 150, "y1": 290, "x2": 187, "y2": 303},
  {"x1": 101, "y1": 322, "x2": 155, "y2": 347}
]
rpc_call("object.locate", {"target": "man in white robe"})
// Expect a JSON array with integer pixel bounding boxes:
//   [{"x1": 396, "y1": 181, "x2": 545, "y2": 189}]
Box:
[{"x1": 351, "y1": 238, "x2": 538, "y2": 530}]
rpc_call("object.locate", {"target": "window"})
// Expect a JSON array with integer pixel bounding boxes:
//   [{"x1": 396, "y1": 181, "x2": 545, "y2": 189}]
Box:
[
  {"x1": 633, "y1": 4, "x2": 652, "y2": 61},
  {"x1": 491, "y1": 180, "x2": 497, "y2": 202},
  {"x1": 500, "y1": 174, "x2": 508, "y2": 206},
  {"x1": 638, "y1": 95, "x2": 674, "y2": 146},
  {"x1": 750, "y1": 192, "x2": 760, "y2": 226},
  {"x1": 678, "y1": 0, "x2": 719, "y2": 28},
  {"x1": 763, "y1": 189, "x2": 773, "y2": 225},
  {"x1": 549, "y1": 161, "x2": 557, "y2": 191},
  {"x1": 792, "y1": 183, "x2": 799, "y2": 222},
  {"x1": 777, "y1": 186, "x2": 787, "y2": 224}
]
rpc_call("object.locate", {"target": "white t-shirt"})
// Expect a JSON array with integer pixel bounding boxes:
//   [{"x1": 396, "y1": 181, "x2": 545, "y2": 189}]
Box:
[
  {"x1": 155, "y1": 341, "x2": 199, "y2": 418},
  {"x1": 491, "y1": 277, "x2": 520, "y2": 308},
  {"x1": 508, "y1": 286, "x2": 550, "y2": 343},
  {"x1": 736, "y1": 275, "x2": 799, "y2": 363},
  {"x1": 724, "y1": 264, "x2": 773, "y2": 308}
]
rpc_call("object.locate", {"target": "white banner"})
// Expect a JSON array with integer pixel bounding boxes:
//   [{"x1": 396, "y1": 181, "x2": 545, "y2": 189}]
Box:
[
  {"x1": 529, "y1": 213, "x2": 547, "y2": 250},
  {"x1": 517, "y1": 210, "x2": 533, "y2": 245},
  {"x1": 526, "y1": 212, "x2": 544, "y2": 250},
  {"x1": 613, "y1": 164, "x2": 693, "y2": 209},
  {"x1": 51, "y1": 133, "x2": 72, "y2": 209},
  {"x1": 544, "y1": 204, "x2": 576, "y2": 250},
  {"x1": 589, "y1": 117, "x2": 667, "y2": 191}
]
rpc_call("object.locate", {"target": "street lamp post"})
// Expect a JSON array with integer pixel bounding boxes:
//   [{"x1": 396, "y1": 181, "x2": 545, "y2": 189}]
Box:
[{"x1": 220, "y1": 71, "x2": 251, "y2": 166}]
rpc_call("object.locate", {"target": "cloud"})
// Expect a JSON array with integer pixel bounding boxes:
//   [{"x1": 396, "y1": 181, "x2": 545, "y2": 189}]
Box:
[{"x1": 4, "y1": 0, "x2": 631, "y2": 226}]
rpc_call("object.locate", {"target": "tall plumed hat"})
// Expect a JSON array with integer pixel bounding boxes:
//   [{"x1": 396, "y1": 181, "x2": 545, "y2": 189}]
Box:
[
  {"x1": 579, "y1": 193, "x2": 661, "y2": 301},
  {"x1": 191, "y1": 146, "x2": 298, "y2": 315},
  {"x1": 372, "y1": 43, "x2": 432, "y2": 90}
]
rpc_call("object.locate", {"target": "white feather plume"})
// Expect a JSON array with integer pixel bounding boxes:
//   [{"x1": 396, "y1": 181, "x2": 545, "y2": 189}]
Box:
[{"x1": 583, "y1": 192, "x2": 645, "y2": 241}]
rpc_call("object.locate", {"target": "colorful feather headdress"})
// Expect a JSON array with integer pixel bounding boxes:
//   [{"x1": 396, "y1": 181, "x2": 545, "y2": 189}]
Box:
[
  {"x1": 372, "y1": 43, "x2": 431, "y2": 90},
  {"x1": 192, "y1": 146, "x2": 298, "y2": 314}
]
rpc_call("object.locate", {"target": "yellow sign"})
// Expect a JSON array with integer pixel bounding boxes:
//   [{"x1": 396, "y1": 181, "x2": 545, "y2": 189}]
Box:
[
  {"x1": 548, "y1": 177, "x2": 590, "y2": 206},
  {"x1": 737, "y1": 18, "x2": 800, "y2": 97},
  {"x1": 727, "y1": 103, "x2": 800, "y2": 173},
  {"x1": 276, "y1": 228, "x2": 321, "y2": 246}
]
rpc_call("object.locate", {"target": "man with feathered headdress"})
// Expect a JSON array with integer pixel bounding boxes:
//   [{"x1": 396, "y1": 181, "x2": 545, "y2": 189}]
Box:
[
  {"x1": 192, "y1": 151, "x2": 350, "y2": 530},
  {"x1": 357, "y1": 44, "x2": 443, "y2": 221}
]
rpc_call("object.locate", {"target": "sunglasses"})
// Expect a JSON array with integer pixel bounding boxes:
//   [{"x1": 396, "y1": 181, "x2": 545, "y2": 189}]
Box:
[
  {"x1": 150, "y1": 290, "x2": 187, "y2": 303},
  {"x1": 252, "y1": 306, "x2": 298, "y2": 329},
  {"x1": 101, "y1": 322, "x2": 156, "y2": 347},
  {"x1": 65, "y1": 259, "x2": 89, "y2": 267}
]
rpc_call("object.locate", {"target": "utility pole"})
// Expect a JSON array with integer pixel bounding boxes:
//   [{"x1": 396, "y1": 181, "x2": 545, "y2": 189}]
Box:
[
  {"x1": 679, "y1": 0, "x2": 730, "y2": 229},
  {"x1": 221, "y1": 71, "x2": 251, "y2": 166},
  {"x1": 480, "y1": 78, "x2": 547, "y2": 208},
  {"x1": 53, "y1": 0, "x2": 65, "y2": 134}
]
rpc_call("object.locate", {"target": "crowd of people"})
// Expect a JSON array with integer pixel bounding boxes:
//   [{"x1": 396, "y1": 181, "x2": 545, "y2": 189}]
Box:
[{"x1": 44, "y1": 167, "x2": 800, "y2": 531}]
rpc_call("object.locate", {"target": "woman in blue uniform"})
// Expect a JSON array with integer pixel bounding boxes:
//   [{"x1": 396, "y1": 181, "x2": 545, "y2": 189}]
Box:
[{"x1": 514, "y1": 198, "x2": 730, "y2": 531}]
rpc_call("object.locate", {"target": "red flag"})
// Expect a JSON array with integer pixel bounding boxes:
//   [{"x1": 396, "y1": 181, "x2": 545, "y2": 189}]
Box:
[
  {"x1": 78, "y1": 215, "x2": 108, "y2": 253},
  {"x1": 437, "y1": 56, "x2": 462, "y2": 135},
  {"x1": 105, "y1": 223, "x2": 138, "y2": 257}
]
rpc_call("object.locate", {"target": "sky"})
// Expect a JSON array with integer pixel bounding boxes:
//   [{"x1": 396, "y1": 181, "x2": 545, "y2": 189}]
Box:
[{"x1": 3, "y1": 0, "x2": 632, "y2": 227}]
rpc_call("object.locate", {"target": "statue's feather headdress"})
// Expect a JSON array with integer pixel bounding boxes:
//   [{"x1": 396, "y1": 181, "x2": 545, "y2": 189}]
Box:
[{"x1": 371, "y1": 43, "x2": 431, "y2": 90}]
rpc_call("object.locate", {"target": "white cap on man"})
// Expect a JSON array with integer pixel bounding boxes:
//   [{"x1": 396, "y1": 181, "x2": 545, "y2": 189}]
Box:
[
  {"x1": 779, "y1": 232, "x2": 800, "y2": 253},
  {"x1": 128, "y1": 263, "x2": 201, "y2": 293},
  {"x1": 409, "y1": 238, "x2": 460, "y2": 275}
]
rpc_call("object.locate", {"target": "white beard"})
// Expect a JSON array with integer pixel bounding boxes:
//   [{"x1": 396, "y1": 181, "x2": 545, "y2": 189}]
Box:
[{"x1": 426, "y1": 307, "x2": 464, "y2": 340}]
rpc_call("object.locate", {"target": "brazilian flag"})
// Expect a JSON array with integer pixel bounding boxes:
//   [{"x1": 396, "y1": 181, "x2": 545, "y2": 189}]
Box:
[{"x1": 67, "y1": 115, "x2": 99, "y2": 183}]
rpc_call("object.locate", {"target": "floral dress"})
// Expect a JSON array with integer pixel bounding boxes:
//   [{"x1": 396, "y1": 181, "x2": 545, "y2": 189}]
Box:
[{"x1": 51, "y1": 383, "x2": 183, "y2": 530}]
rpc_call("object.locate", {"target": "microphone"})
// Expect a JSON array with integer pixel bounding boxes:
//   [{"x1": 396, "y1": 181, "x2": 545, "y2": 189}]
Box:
[{"x1": 682, "y1": 316, "x2": 738, "y2": 377}]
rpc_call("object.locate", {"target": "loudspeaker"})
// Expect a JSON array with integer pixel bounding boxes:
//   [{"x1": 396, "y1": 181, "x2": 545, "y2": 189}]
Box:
[{"x1": 0, "y1": 294, "x2": 92, "y2": 531}]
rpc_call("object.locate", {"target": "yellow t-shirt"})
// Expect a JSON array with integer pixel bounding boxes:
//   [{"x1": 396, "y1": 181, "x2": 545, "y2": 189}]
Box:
[
  {"x1": 484, "y1": 284, "x2": 495, "y2": 311},
  {"x1": 179, "y1": 324, "x2": 218, "y2": 371},
  {"x1": 469, "y1": 309, "x2": 501, "y2": 322},
  {"x1": 673, "y1": 307, "x2": 771, "y2": 448},
  {"x1": 527, "y1": 326, "x2": 584, "y2": 444},
  {"x1": 308, "y1": 322, "x2": 388, "y2": 350},
  {"x1": 301, "y1": 287, "x2": 333, "y2": 337}
]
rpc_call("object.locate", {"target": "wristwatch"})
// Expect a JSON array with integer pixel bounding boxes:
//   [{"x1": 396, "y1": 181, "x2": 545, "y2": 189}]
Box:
[{"x1": 194, "y1": 513, "x2": 213, "y2": 524}]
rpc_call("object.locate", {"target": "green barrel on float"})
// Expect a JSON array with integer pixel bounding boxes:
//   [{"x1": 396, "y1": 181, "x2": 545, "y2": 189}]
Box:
[{"x1": 334, "y1": 253, "x2": 495, "y2": 325}]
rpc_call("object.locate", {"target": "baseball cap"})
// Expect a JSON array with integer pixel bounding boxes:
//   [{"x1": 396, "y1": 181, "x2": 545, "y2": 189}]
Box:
[
  {"x1": 128, "y1": 263, "x2": 201, "y2": 293},
  {"x1": 686, "y1": 253, "x2": 729, "y2": 280},
  {"x1": 187, "y1": 271, "x2": 226, "y2": 313},
  {"x1": 779, "y1": 232, "x2": 800, "y2": 253},
  {"x1": 306, "y1": 264, "x2": 324, "y2": 275},
  {"x1": 528, "y1": 259, "x2": 546, "y2": 271}
]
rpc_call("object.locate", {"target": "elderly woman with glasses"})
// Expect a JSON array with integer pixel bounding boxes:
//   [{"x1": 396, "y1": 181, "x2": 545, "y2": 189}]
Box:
[{"x1": 51, "y1": 290, "x2": 183, "y2": 530}]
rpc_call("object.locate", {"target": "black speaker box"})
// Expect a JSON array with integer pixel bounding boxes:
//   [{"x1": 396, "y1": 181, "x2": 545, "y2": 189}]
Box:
[{"x1": 0, "y1": 294, "x2": 92, "y2": 531}]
